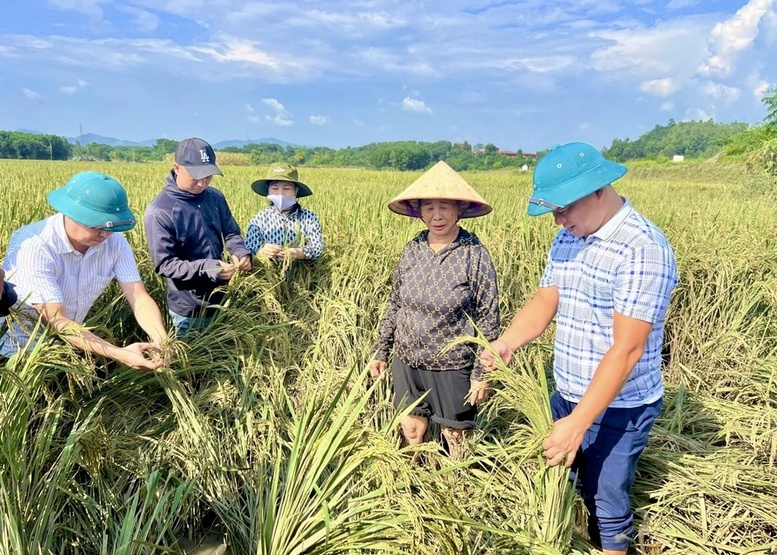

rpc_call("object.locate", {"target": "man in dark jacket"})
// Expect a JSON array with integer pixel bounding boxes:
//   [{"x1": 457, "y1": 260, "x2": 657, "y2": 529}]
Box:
[{"x1": 144, "y1": 137, "x2": 251, "y2": 337}]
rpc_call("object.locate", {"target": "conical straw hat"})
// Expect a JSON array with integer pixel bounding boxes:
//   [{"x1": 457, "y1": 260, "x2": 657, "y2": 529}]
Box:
[{"x1": 387, "y1": 161, "x2": 493, "y2": 218}]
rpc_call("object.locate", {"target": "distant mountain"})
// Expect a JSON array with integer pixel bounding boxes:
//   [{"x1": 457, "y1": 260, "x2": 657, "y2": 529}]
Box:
[
  {"x1": 11, "y1": 129, "x2": 295, "y2": 149},
  {"x1": 67, "y1": 134, "x2": 156, "y2": 147},
  {"x1": 213, "y1": 137, "x2": 295, "y2": 149}
]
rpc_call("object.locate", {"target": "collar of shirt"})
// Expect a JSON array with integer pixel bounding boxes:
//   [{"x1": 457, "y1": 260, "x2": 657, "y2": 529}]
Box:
[
  {"x1": 589, "y1": 197, "x2": 633, "y2": 242},
  {"x1": 417, "y1": 227, "x2": 468, "y2": 254},
  {"x1": 52, "y1": 213, "x2": 77, "y2": 256}
]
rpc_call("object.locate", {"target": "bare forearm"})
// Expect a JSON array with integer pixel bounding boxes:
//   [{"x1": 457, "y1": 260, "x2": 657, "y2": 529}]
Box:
[
  {"x1": 572, "y1": 312, "x2": 652, "y2": 427},
  {"x1": 571, "y1": 346, "x2": 640, "y2": 427},
  {"x1": 132, "y1": 297, "x2": 168, "y2": 343},
  {"x1": 53, "y1": 320, "x2": 127, "y2": 361},
  {"x1": 500, "y1": 288, "x2": 558, "y2": 352}
]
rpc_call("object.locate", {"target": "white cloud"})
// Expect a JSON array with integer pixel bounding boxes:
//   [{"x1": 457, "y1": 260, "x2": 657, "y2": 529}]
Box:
[
  {"x1": 501, "y1": 55, "x2": 577, "y2": 74},
  {"x1": 685, "y1": 107, "x2": 714, "y2": 120},
  {"x1": 666, "y1": 0, "x2": 701, "y2": 9},
  {"x1": 753, "y1": 80, "x2": 773, "y2": 98},
  {"x1": 194, "y1": 39, "x2": 284, "y2": 69},
  {"x1": 116, "y1": 5, "x2": 160, "y2": 33},
  {"x1": 288, "y1": 9, "x2": 407, "y2": 38},
  {"x1": 402, "y1": 97, "x2": 432, "y2": 115},
  {"x1": 351, "y1": 119, "x2": 365, "y2": 126},
  {"x1": 262, "y1": 97, "x2": 293, "y2": 126},
  {"x1": 246, "y1": 103, "x2": 254, "y2": 112},
  {"x1": 699, "y1": 81, "x2": 741, "y2": 100},
  {"x1": 661, "y1": 102, "x2": 675, "y2": 111},
  {"x1": 697, "y1": 0, "x2": 774, "y2": 77},
  {"x1": 310, "y1": 115, "x2": 330, "y2": 125},
  {"x1": 59, "y1": 78, "x2": 88, "y2": 94},
  {"x1": 47, "y1": 0, "x2": 105, "y2": 19},
  {"x1": 354, "y1": 47, "x2": 436, "y2": 77},
  {"x1": 639, "y1": 77, "x2": 679, "y2": 97},
  {"x1": 590, "y1": 21, "x2": 708, "y2": 76},
  {"x1": 22, "y1": 88, "x2": 42, "y2": 101}
]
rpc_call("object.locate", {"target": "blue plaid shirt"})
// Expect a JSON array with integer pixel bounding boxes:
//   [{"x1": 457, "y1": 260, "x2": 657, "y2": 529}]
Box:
[{"x1": 539, "y1": 200, "x2": 678, "y2": 407}]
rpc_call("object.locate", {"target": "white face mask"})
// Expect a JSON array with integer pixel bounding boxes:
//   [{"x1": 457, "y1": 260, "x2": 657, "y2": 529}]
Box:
[{"x1": 268, "y1": 194, "x2": 297, "y2": 211}]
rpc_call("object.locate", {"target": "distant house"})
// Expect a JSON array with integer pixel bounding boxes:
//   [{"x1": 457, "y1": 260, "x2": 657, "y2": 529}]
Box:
[
  {"x1": 672, "y1": 155, "x2": 685, "y2": 163},
  {"x1": 468, "y1": 145, "x2": 536, "y2": 159}
]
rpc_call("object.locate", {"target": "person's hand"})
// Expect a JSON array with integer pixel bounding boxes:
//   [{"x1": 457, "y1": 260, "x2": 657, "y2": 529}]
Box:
[
  {"x1": 233, "y1": 254, "x2": 252, "y2": 271},
  {"x1": 479, "y1": 338, "x2": 514, "y2": 373},
  {"x1": 277, "y1": 248, "x2": 304, "y2": 261},
  {"x1": 119, "y1": 342, "x2": 167, "y2": 371},
  {"x1": 149, "y1": 340, "x2": 175, "y2": 366},
  {"x1": 258, "y1": 243, "x2": 283, "y2": 260},
  {"x1": 541, "y1": 415, "x2": 587, "y2": 468},
  {"x1": 467, "y1": 377, "x2": 491, "y2": 405},
  {"x1": 217, "y1": 260, "x2": 236, "y2": 280},
  {"x1": 369, "y1": 360, "x2": 388, "y2": 379}
]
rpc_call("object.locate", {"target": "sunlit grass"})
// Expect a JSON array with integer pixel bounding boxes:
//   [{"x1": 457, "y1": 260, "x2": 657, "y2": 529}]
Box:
[{"x1": 0, "y1": 159, "x2": 775, "y2": 553}]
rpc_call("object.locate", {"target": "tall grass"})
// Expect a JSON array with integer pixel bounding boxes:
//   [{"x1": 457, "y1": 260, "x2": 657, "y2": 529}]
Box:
[{"x1": 0, "y1": 159, "x2": 775, "y2": 553}]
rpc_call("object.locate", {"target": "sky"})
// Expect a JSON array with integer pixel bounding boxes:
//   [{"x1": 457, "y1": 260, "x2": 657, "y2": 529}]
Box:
[{"x1": 0, "y1": 0, "x2": 775, "y2": 152}]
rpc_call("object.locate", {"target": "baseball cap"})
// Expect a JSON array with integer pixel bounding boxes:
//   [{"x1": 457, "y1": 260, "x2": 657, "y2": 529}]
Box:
[{"x1": 175, "y1": 137, "x2": 223, "y2": 180}]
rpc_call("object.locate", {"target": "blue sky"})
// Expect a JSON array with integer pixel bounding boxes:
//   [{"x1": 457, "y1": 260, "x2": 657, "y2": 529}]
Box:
[{"x1": 1, "y1": 0, "x2": 775, "y2": 152}]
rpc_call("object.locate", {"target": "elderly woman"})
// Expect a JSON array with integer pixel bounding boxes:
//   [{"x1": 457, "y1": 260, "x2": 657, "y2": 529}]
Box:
[
  {"x1": 369, "y1": 161, "x2": 499, "y2": 457},
  {"x1": 245, "y1": 162, "x2": 324, "y2": 262}
]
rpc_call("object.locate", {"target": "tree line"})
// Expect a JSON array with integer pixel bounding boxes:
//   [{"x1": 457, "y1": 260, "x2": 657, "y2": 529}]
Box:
[
  {"x1": 2, "y1": 87, "x2": 776, "y2": 172},
  {"x1": 220, "y1": 140, "x2": 536, "y2": 172}
]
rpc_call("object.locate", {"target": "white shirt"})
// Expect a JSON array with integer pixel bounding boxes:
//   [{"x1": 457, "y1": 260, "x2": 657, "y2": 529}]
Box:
[{"x1": 0, "y1": 214, "x2": 141, "y2": 356}]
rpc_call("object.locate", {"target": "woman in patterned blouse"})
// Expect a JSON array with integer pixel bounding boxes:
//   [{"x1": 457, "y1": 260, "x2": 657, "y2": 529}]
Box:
[
  {"x1": 245, "y1": 162, "x2": 324, "y2": 262},
  {"x1": 370, "y1": 161, "x2": 499, "y2": 459}
]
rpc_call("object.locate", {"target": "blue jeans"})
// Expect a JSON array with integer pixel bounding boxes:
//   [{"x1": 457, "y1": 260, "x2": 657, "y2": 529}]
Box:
[
  {"x1": 168, "y1": 310, "x2": 212, "y2": 339},
  {"x1": 550, "y1": 391, "x2": 662, "y2": 551}
]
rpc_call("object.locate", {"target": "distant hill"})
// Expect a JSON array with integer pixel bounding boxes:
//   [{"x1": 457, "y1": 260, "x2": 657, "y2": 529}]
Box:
[
  {"x1": 14, "y1": 129, "x2": 295, "y2": 149},
  {"x1": 68, "y1": 134, "x2": 156, "y2": 147},
  {"x1": 213, "y1": 137, "x2": 295, "y2": 149}
]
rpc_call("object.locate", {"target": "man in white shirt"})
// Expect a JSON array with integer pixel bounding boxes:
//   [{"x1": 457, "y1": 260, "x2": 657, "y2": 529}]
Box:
[{"x1": 1, "y1": 171, "x2": 169, "y2": 370}]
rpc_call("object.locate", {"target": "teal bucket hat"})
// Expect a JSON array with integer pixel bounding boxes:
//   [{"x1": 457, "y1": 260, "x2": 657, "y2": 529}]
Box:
[
  {"x1": 48, "y1": 172, "x2": 137, "y2": 231},
  {"x1": 528, "y1": 142, "x2": 627, "y2": 216}
]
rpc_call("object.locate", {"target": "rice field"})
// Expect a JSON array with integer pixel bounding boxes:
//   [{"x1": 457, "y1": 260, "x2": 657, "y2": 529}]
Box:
[{"x1": 0, "y1": 158, "x2": 775, "y2": 554}]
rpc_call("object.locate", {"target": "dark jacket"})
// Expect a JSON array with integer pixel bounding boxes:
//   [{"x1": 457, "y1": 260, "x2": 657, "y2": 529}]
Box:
[
  {"x1": 0, "y1": 281, "x2": 16, "y2": 316},
  {"x1": 375, "y1": 228, "x2": 499, "y2": 377},
  {"x1": 144, "y1": 171, "x2": 250, "y2": 318}
]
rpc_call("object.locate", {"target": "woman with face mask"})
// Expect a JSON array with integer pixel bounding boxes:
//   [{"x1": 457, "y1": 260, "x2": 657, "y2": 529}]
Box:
[{"x1": 245, "y1": 162, "x2": 324, "y2": 262}]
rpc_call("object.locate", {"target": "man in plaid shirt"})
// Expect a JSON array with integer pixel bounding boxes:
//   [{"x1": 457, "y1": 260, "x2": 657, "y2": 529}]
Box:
[{"x1": 481, "y1": 142, "x2": 678, "y2": 554}]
